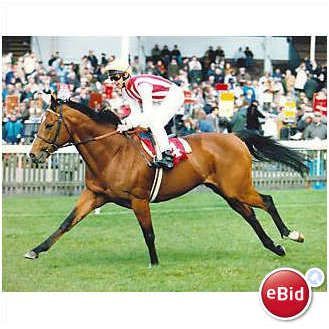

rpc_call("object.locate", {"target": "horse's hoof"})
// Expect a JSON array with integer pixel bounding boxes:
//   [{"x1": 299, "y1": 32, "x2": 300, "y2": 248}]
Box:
[
  {"x1": 275, "y1": 245, "x2": 286, "y2": 256},
  {"x1": 24, "y1": 250, "x2": 38, "y2": 260},
  {"x1": 288, "y1": 231, "x2": 304, "y2": 243},
  {"x1": 148, "y1": 263, "x2": 159, "y2": 269}
]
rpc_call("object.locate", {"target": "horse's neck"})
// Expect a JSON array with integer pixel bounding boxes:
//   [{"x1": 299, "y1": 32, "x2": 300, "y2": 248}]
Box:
[{"x1": 67, "y1": 116, "x2": 127, "y2": 174}]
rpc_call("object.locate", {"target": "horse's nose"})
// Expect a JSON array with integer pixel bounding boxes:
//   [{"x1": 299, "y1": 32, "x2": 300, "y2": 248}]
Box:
[{"x1": 29, "y1": 152, "x2": 36, "y2": 160}]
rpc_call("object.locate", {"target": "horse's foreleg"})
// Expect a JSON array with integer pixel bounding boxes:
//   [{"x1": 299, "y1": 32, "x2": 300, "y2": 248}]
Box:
[
  {"x1": 131, "y1": 198, "x2": 159, "y2": 266},
  {"x1": 25, "y1": 189, "x2": 107, "y2": 259},
  {"x1": 227, "y1": 199, "x2": 286, "y2": 256}
]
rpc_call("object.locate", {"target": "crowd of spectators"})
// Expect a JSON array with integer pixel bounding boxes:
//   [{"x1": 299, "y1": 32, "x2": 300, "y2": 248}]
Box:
[{"x1": 2, "y1": 44, "x2": 327, "y2": 145}]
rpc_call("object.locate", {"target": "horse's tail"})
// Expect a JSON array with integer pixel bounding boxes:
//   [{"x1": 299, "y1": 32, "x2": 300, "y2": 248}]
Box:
[{"x1": 235, "y1": 130, "x2": 309, "y2": 177}]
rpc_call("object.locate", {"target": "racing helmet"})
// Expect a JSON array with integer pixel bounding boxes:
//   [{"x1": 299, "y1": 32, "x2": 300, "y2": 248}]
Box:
[{"x1": 106, "y1": 58, "x2": 132, "y2": 76}]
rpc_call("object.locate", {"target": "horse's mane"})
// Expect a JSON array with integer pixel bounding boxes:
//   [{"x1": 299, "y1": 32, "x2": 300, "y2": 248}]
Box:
[{"x1": 64, "y1": 99, "x2": 122, "y2": 126}]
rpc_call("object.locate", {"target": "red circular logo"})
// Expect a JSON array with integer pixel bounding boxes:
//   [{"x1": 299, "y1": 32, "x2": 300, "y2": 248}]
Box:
[{"x1": 260, "y1": 268, "x2": 312, "y2": 320}]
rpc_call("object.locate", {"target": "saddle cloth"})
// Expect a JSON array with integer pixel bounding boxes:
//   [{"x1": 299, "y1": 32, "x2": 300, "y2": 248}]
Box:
[{"x1": 139, "y1": 132, "x2": 192, "y2": 166}]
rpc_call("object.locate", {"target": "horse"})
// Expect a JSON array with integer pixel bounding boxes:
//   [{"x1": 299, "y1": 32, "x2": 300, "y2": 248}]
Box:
[{"x1": 25, "y1": 96, "x2": 308, "y2": 266}]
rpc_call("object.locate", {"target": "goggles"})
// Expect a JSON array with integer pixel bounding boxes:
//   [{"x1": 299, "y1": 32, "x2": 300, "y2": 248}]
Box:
[{"x1": 110, "y1": 74, "x2": 122, "y2": 81}]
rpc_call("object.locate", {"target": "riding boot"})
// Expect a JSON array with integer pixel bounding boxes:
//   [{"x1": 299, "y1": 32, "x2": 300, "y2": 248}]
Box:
[{"x1": 153, "y1": 150, "x2": 174, "y2": 169}]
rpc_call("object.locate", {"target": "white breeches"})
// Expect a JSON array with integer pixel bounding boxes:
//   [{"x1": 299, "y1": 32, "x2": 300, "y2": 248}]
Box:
[{"x1": 143, "y1": 85, "x2": 184, "y2": 156}]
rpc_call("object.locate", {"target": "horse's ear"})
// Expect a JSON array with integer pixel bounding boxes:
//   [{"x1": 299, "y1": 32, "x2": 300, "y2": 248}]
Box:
[
  {"x1": 50, "y1": 94, "x2": 57, "y2": 111},
  {"x1": 41, "y1": 93, "x2": 51, "y2": 105}
]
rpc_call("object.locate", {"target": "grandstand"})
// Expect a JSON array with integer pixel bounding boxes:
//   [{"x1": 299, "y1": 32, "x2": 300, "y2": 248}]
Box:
[{"x1": 2, "y1": 36, "x2": 327, "y2": 144}]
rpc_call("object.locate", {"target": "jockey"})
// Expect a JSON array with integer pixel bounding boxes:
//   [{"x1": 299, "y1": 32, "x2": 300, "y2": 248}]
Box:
[{"x1": 106, "y1": 59, "x2": 185, "y2": 169}]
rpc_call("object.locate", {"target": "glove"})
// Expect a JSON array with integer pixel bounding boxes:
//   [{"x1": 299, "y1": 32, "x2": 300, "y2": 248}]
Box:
[
  {"x1": 117, "y1": 117, "x2": 133, "y2": 133},
  {"x1": 117, "y1": 124, "x2": 129, "y2": 133}
]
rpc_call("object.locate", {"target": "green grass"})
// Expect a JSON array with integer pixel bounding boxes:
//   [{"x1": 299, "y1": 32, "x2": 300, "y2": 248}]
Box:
[{"x1": 2, "y1": 189, "x2": 327, "y2": 292}]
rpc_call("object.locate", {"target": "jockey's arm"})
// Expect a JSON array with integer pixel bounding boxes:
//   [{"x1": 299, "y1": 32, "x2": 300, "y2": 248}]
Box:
[
  {"x1": 136, "y1": 83, "x2": 153, "y2": 123},
  {"x1": 118, "y1": 83, "x2": 153, "y2": 132},
  {"x1": 124, "y1": 98, "x2": 143, "y2": 128}
]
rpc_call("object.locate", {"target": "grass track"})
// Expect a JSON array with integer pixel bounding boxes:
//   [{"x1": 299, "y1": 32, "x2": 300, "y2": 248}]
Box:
[{"x1": 2, "y1": 189, "x2": 327, "y2": 292}]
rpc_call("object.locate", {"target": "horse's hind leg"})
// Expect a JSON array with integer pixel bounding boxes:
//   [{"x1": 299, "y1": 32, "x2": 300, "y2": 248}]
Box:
[
  {"x1": 226, "y1": 198, "x2": 286, "y2": 256},
  {"x1": 239, "y1": 189, "x2": 304, "y2": 243},
  {"x1": 25, "y1": 189, "x2": 107, "y2": 259},
  {"x1": 205, "y1": 183, "x2": 285, "y2": 256},
  {"x1": 259, "y1": 193, "x2": 304, "y2": 242}
]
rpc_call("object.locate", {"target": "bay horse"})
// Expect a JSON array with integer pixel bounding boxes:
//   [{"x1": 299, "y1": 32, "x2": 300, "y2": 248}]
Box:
[{"x1": 26, "y1": 96, "x2": 308, "y2": 266}]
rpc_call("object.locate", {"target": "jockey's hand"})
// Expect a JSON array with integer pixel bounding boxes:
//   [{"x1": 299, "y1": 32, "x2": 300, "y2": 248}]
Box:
[
  {"x1": 117, "y1": 124, "x2": 129, "y2": 133},
  {"x1": 117, "y1": 118, "x2": 133, "y2": 133}
]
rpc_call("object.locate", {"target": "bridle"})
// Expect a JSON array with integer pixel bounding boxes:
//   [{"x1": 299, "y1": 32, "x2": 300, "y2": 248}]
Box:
[
  {"x1": 36, "y1": 102, "x2": 119, "y2": 154},
  {"x1": 36, "y1": 103, "x2": 68, "y2": 153}
]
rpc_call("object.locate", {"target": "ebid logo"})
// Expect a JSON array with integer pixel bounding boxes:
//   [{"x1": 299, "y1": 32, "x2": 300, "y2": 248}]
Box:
[{"x1": 259, "y1": 268, "x2": 312, "y2": 320}]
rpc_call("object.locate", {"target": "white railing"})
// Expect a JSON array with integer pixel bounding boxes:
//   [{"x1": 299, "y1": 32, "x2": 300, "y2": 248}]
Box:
[
  {"x1": 2, "y1": 140, "x2": 327, "y2": 195},
  {"x1": 2, "y1": 139, "x2": 327, "y2": 154}
]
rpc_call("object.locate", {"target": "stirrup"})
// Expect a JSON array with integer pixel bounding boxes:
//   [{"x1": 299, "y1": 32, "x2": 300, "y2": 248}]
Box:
[
  {"x1": 149, "y1": 160, "x2": 161, "y2": 169},
  {"x1": 153, "y1": 157, "x2": 174, "y2": 169}
]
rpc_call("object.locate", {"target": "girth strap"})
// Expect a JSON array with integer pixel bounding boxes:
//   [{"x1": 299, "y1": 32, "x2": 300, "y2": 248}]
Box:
[{"x1": 149, "y1": 168, "x2": 163, "y2": 202}]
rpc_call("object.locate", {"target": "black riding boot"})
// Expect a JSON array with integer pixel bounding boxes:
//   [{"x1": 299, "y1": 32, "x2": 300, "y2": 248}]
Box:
[{"x1": 154, "y1": 150, "x2": 174, "y2": 169}]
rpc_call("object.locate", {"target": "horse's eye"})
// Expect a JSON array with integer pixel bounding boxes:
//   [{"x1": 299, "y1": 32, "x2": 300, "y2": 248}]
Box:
[{"x1": 45, "y1": 123, "x2": 54, "y2": 129}]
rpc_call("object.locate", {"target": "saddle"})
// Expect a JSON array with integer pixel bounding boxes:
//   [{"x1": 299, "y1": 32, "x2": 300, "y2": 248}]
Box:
[{"x1": 129, "y1": 128, "x2": 192, "y2": 167}]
